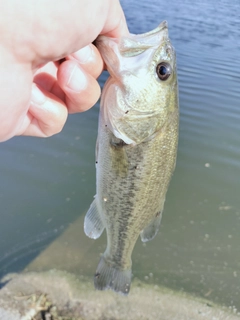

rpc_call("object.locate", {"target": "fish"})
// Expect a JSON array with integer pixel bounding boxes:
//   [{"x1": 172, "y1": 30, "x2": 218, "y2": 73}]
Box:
[{"x1": 84, "y1": 21, "x2": 179, "y2": 295}]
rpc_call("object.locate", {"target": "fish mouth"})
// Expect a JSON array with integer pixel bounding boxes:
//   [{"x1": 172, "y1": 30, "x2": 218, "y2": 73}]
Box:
[
  {"x1": 119, "y1": 21, "x2": 169, "y2": 57},
  {"x1": 96, "y1": 20, "x2": 170, "y2": 62}
]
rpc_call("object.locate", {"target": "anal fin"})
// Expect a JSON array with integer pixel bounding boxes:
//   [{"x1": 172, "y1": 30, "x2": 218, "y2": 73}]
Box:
[
  {"x1": 84, "y1": 198, "x2": 104, "y2": 239},
  {"x1": 140, "y1": 211, "x2": 162, "y2": 242}
]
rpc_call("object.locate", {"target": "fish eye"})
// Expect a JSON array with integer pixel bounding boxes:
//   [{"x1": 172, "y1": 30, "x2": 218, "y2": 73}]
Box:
[{"x1": 156, "y1": 62, "x2": 172, "y2": 81}]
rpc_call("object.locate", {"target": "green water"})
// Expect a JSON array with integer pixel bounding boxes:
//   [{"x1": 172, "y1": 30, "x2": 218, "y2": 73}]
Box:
[{"x1": 0, "y1": 0, "x2": 240, "y2": 312}]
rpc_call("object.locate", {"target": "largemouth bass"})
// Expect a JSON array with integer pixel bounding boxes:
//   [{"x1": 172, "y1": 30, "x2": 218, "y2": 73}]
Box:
[{"x1": 84, "y1": 21, "x2": 179, "y2": 295}]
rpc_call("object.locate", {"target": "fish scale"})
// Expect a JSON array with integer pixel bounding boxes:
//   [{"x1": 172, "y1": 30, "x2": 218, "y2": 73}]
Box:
[{"x1": 84, "y1": 21, "x2": 179, "y2": 295}]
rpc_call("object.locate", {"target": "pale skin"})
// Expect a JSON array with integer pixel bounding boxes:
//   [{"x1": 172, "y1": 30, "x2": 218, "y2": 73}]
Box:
[{"x1": 0, "y1": 0, "x2": 129, "y2": 142}]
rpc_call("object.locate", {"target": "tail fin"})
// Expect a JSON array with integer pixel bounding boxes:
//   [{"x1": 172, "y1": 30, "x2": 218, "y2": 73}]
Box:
[{"x1": 94, "y1": 256, "x2": 132, "y2": 295}]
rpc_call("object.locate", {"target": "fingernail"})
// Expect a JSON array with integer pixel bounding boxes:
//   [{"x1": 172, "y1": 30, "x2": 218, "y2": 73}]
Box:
[
  {"x1": 67, "y1": 65, "x2": 88, "y2": 91},
  {"x1": 31, "y1": 84, "x2": 46, "y2": 104},
  {"x1": 72, "y1": 45, "x2": 93, "y2": 64}
]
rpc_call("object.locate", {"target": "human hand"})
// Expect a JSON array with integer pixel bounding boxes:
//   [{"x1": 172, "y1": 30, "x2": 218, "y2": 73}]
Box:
[{"x1": 0, "y1": 0, "x2": 129, "y2": 142}]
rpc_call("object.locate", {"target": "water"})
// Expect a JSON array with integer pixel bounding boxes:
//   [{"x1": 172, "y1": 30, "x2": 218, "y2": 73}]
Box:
[{"x1": 0, "y1": 0, "x2": 240, "y2": 312}]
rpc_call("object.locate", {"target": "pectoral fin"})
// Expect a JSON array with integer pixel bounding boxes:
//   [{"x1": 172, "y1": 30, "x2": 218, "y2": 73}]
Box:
[
  {"x1": 140, "y1": 211, "x2": 162, "y2": 242},
  {"x1": 84, "y1": 198, "x2": 104, "y2": 239}
]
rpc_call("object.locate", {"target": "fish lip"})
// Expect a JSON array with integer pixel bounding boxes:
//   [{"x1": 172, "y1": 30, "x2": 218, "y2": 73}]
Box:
[
  {"x1": 118, "y1": 21, "x2": 169, "y2": 57},
  {"x1": 133, "y1": 20, "x2": 168, "y2": 39}
]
